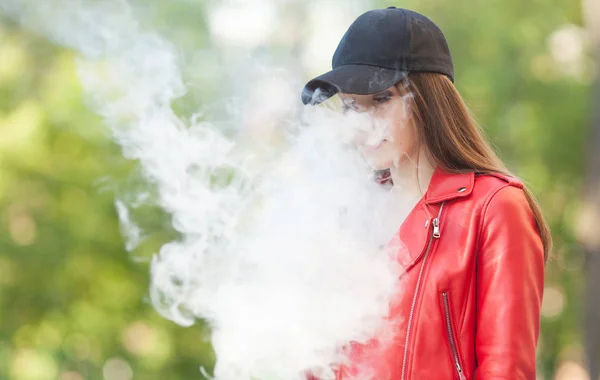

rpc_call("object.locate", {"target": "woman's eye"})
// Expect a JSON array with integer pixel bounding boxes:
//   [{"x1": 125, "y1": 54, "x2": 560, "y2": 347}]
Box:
[{"x1": 374, "y1": 96, "x2": 391, "y2": 104}]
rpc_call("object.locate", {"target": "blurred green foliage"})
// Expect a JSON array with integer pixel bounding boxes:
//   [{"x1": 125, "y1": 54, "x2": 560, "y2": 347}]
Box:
[
  {"x1": 0, "y1": 14, "x2": 214, "y2": 380},
  {"x1": 0, "y1": 0, "x2": 593, "y2": 379}
]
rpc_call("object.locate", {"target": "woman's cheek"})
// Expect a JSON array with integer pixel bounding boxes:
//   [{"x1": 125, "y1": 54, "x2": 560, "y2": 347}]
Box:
[{"x1": 392, "y1": 120, "x2": 415, "y2": 155}]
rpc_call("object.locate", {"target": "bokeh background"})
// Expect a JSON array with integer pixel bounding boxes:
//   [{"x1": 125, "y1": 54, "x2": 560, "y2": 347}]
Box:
[{"x1": 0, "y1": 0, "x2": 598, "y2": 379}]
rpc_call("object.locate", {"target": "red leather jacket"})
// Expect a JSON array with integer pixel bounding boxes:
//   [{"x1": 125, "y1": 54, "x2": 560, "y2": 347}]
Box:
[{"x1": 313, "y1": 168, "x2": 545, "y2": 380}]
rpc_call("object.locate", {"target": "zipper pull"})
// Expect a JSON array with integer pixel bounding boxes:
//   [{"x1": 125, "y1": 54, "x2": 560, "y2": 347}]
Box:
[
  {"x1": 457, "y1": 364, "x2": 466, "y2": 380},
  {"x1": 432, "y1": 217, "x2": 441, "y2": 238}
]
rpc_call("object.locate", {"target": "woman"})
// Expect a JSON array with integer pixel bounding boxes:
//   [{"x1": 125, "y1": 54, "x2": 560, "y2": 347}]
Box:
[{"x1": 301, "y1": 7, "x2": 550, "y2": 380}]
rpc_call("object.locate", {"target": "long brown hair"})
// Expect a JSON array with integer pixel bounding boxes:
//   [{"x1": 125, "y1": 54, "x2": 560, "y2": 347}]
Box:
[{"x1": 400, "y1": 72, "x2": 552, "y2": 262}]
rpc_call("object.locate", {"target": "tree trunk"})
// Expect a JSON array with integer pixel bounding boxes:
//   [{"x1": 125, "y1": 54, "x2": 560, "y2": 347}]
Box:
[{"x1": 582, "y1": 0, "x2": 600, "y2": 378}]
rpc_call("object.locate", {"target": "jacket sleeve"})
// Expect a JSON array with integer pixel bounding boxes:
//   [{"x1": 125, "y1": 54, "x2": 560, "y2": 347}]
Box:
[{"x1": 474, "y1": 185, "x2": 545, "y2": 379}]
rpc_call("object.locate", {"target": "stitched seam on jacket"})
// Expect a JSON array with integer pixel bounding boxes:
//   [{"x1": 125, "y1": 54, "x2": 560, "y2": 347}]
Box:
[
  {"x1": 475, "y1": 184, "x2": 511, "y2": 247},
  {"x1": 472, "y1": 183, "x2": 511, "y2": 354}
]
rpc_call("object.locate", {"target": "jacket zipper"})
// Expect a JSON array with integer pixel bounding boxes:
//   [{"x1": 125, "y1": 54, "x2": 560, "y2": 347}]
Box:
[
  {"x1": 400, "y1": 202, "x2": 445, "y2": 380},
  {"x1": 442, "y1": 292, "x2": 467, "y2": 380}
]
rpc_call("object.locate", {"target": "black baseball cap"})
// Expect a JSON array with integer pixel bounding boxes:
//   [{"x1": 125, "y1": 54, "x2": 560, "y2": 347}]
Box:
[{"x1": 301, "y1": 7, "x2": 453, "y2": 105}]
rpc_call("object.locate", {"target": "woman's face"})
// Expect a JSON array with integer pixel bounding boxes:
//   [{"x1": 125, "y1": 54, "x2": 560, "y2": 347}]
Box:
[{"x1": 340, "y1": 85, "x2": 419, "y2": 171}]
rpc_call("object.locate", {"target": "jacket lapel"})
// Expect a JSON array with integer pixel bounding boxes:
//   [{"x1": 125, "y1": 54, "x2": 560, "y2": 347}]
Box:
[{"x1": 393, "y1": 168, "x2": 475, "y2": 272}]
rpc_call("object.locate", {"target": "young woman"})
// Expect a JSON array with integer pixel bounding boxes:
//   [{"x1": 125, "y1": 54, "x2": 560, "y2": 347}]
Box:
[{"x1": 301, "y1": 7, "x2": 550, "y2": 380}]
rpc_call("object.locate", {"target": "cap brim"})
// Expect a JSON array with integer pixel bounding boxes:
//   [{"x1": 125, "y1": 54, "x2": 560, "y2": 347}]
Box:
[{"x1": 301, "y1": 64, "x2": 408, "y2": 105}]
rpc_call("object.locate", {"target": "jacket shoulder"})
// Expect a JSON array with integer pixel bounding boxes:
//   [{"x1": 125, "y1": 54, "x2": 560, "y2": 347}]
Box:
[
  {"x1": 471, "y1": 172, "x2": 525, "y2": 206},
  {"x1": 474, "y1": 172, "x2": 523, "y2": 191}
]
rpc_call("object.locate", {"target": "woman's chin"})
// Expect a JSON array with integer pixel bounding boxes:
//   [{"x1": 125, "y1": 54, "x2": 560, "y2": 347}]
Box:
[
  {"x1": 364, "y1": 157, "x2": 394, "y2": 171},
  {"x1": 364, "y1": 155, "x2": 413, "y2": 171},
  {"x1": 361, "y1": 146, "x2": 401, "y2": 171}
]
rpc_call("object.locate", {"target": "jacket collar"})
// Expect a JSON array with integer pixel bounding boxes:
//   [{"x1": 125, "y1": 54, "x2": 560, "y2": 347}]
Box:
[
  {"x1": 423, "y1": 167, "x2": 475, "y2": 205},
  {"x1": 394, "y1": 168, "x2": 475, "y2": 271}
]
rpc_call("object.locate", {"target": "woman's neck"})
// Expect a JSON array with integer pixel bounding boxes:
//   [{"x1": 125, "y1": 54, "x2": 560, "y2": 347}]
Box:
[{"x1": 389, "y1": 150, "x2": 436, "y2": 199}]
